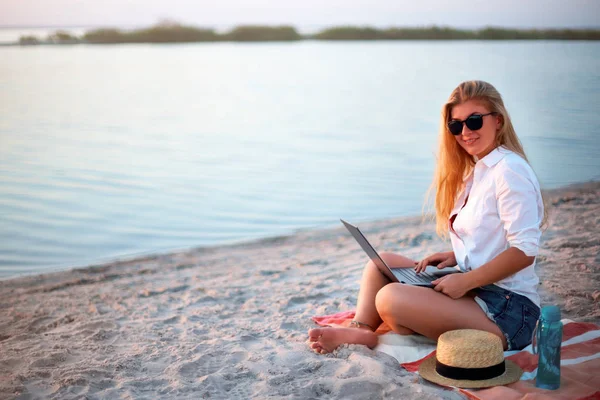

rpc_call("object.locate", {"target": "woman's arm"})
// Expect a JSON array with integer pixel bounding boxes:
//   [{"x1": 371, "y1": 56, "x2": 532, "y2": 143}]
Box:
[
  {"x1": 432, "y1": 247, "x2": 534, "y2": 299},
  {"x1": 464, "y1": 247, "x2": 534, "y2": 288}
]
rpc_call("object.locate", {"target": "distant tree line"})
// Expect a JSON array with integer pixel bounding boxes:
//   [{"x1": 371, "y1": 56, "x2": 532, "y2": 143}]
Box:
[
  {"x1": 18, "y1": 23, "x2": 600, "y2": 45},
  {"x1": 312, "y1": 26, "x2": 600, "y2": 40}
]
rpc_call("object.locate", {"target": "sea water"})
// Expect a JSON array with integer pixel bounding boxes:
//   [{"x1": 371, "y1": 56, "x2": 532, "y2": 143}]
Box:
[{"x1": 1, "y1": 41, "x2": 599, "y2": 277}]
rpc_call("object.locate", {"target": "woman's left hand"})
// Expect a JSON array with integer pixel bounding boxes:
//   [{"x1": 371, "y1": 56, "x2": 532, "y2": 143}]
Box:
[{"x1": 432, "y1": 274, "x2": 472, "y2": 299}]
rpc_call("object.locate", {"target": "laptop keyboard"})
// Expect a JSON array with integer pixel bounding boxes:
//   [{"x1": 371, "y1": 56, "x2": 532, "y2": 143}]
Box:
[{"x1": 393, "y1": 268, "x2": 436, "y2": 284}]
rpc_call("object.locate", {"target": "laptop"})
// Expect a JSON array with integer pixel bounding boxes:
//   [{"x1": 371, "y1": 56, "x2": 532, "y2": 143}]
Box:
[{"x1": 340, "y1": 219, "x2": 460, "y2": 287}]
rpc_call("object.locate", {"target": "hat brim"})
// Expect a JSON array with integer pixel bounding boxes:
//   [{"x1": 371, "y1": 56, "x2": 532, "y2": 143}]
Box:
[{"x1": 418, "y1": 357, "x2": 523, "y2": 389}]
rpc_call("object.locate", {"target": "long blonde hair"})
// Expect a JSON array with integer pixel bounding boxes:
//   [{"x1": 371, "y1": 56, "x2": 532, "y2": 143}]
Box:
[{"x1": 429, "y1": 80, "x2": 539, "y2": 238}]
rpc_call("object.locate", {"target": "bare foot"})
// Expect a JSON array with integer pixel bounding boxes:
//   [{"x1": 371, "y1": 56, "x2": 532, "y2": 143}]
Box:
[{"x1": 307, "y1": 327, "x2": 378, "y2": 354}]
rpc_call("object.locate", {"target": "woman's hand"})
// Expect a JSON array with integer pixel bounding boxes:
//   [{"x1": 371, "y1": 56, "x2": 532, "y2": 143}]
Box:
[
  {"x1": 414, "y1": 251, "x2": 457, "y2": 274},
  {"x1": 431, "y1": 274, "x2": 472, "y2": 299}
]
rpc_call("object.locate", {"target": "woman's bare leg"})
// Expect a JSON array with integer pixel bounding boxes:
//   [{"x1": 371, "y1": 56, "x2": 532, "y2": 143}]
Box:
[
  {"x1": 353, "y1": 252, "x2": 416, "y2": 332},
  {"x1": 375, "y1": 283, "x2": 508, "y2": 349},
  {"x1": 308, "y1": 252, "x2": 416, "y2": 353}
]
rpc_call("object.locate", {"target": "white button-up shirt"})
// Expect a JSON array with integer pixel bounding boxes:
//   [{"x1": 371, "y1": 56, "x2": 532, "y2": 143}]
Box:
[{"x1": 449, "y1": 146, "x2": 543, "y2": 307}]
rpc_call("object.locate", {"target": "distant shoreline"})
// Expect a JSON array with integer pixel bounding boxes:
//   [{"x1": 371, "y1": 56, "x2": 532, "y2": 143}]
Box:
[{"x1": 10, "y1": 23, "x2": 600, "y2": 45}]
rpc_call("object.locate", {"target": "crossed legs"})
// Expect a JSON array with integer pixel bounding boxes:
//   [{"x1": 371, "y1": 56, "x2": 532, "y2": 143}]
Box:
[{"x1": 308, "y1": 252, "x2": 507, "y2": 354}]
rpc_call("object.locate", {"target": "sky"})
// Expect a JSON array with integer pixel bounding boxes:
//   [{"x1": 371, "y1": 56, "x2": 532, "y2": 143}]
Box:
[{"x1": 1, "y1": 0, "x2": 599, "y2": 30}]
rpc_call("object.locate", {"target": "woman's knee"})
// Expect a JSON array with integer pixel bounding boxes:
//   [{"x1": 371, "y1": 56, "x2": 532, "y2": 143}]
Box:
[
  {"x1": 363, "y1": 257, "x2": 386, "y2": 278},
  {"x1": 379, "y1": 251, "x2": 396, "y2": 260},
  {"x1": 362, "y1": 261, "x2": 379, "y2": 285},
  {"x1": 375, "y1": 282, "x2": 407, "y2": 317},
  {"x1": 364, "y1": 251, "x2": 413, "y2": 274},
  {"x1": 380, "y1": 252, "x2": 415, "y2": 268}
]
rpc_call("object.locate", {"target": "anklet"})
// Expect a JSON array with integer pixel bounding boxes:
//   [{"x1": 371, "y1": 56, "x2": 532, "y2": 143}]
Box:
[{"x1": 350, "y1": 320, "x2": 374, "y2": 331}]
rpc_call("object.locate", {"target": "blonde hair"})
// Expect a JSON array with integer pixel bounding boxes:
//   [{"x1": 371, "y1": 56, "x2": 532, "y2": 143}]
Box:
[{"x1": 428, "y1": 80, "x2": 544, "y2": 238}]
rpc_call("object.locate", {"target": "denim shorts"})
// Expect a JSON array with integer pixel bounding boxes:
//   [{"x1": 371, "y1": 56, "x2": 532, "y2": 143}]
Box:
[{"x1": 472, "y1": 284, "x2": 541, "y2": 351}]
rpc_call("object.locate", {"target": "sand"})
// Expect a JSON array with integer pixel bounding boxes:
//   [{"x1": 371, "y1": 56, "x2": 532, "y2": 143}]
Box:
[{"x1": 1, "y1": 181, "x2": 598, "y2": 399}]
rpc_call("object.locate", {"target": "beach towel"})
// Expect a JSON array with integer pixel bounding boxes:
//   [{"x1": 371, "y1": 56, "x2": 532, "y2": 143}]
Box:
[{"x1": 312, "y1": 311, "x2": 600, "y2": 400}]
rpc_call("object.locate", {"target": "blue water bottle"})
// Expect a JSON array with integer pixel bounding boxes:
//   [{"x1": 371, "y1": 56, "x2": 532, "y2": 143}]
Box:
[{"x1": 532, "y1": 305, "x2": 563, "y2": 390}]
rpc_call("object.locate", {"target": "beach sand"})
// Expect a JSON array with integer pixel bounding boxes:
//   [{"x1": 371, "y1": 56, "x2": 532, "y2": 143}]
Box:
[{"x1": 1, "y1": 181, "x2": 598, "y2": 399}]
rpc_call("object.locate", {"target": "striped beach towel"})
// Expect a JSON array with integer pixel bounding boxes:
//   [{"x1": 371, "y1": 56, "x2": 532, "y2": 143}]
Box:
[{"x1": 312, "y1": 312, "x2": 600, "y2": 400}]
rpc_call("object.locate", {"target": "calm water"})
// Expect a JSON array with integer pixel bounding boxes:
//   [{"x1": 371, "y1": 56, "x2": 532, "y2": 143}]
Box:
[{"x1": 1, "y1": 41, "x2": 599, "y2": 278}]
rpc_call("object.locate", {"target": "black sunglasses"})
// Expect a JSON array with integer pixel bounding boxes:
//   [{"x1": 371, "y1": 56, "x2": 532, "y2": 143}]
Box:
[{"x1": 447, "y1": 112, "x2": 496, "y2": 135}]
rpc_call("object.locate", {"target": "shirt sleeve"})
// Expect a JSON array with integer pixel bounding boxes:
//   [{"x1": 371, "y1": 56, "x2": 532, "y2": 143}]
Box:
[{"x1": 495, "y1": 162, "x2": 543, "y2": 257}]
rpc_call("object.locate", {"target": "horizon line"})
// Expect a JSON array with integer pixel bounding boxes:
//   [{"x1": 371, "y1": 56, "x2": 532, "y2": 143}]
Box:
[{"x1": 2, "y1": 23, "x2": 600, "y2": 31}]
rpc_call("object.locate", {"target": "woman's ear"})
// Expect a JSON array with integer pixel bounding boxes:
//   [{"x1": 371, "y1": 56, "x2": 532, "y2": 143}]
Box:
[{"x1": 495, "y1": 114, "x2": 503, "y2": 131}]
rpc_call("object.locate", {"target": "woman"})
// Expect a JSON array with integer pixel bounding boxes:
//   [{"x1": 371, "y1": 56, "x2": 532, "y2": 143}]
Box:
[{"x1": 308, "y1": 80, "x2": 544, "y2": 353}]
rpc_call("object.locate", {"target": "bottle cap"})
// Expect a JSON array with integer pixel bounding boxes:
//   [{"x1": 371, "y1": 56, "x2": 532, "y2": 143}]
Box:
[{"x1": 541, "y1": 305, "x2": 561, "y2": 322}]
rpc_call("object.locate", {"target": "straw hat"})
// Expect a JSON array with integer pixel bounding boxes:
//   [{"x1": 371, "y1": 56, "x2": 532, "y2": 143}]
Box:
[{"x1": 419, "y1": 329, "x2": 523, "y2": 389}]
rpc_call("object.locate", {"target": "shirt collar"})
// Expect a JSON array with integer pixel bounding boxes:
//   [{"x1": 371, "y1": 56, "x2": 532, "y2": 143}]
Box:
[
  {"x1": 461, "y1": 146, "x2": 509, "y2": 182},
  {"x1": 478, "y1": 146, "x2": 509, "y2": 168}
]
